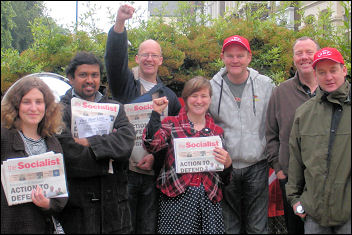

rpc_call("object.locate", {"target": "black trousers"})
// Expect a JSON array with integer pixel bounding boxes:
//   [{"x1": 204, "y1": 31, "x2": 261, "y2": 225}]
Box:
[{"x1": 279, "y1": 177, "x2": 304, "y2": 234}]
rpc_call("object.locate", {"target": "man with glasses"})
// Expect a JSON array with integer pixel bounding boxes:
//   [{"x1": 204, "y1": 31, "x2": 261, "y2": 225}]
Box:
[{"x1": 105, "y1": 4, "x2": 181, "y2": 234}]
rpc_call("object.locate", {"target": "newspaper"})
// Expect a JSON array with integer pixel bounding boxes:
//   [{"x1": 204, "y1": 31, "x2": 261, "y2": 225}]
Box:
[
  {"x1": 124, "y1": 101, "x2": 168, "y2": 165},
  {"x1": 71, "y1": 97, "x2": 120, "y2": 173},
  {"x1": 70, "y1": 97, "x2": 120, "y2": 138},
  {"x1": 1, "y1": 152, "x2": 68, "y2": 206},
  {"x1": 173, "y1": 136, "x2": 224, "y2": 173}
]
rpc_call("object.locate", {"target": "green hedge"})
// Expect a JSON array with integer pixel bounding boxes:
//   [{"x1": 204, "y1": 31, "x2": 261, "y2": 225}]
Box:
[{"x1": 2, "y1": 3, "x2": 351, "y2": 95}]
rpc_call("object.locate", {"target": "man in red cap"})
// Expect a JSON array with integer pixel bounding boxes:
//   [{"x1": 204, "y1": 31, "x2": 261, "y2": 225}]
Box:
[
  {"x1": 266, "y1": 36, "x2": 320, "y2": 234},
  {"x1": 209, "y1": 35, "x2": 275, "y2": 233},
  {"x1": 286, "y1": 47, "x2": 351, "y2": 234}
]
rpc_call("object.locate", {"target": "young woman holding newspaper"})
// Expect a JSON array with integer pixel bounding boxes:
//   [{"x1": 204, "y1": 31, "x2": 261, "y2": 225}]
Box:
[
  {"x1": 142, "y1": 76, "x2": 232, "y2": 234},
  {"x1": 1, "y1": 76, "x2": 67, "y2": 233}
]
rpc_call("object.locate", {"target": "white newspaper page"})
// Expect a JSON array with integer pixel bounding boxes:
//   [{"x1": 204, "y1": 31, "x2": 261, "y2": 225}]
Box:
[
  {"x1": 71, "y1": 97, "x2": 120, "y2": 173},
  {"x1": 70, "y1": 97, "x2": 119, "y2": 138},
  {"x1": 125, "y1": 101, "x2": 167, "y2": 165},
  {"x1": 174, "y1": 136, "x2": 224, "y2": 173},
  {"x1": 2, "y1": 152, "x2": 68, "y2": 206}
]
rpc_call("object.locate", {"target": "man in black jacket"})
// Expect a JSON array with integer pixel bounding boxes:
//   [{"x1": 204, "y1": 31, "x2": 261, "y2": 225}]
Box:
[
  {"x1": 105, "y1": 4, "x2": 181, "y2": 234},
  {"x1": 57, "y1": 51, "x2": 136, "y2": 234}
]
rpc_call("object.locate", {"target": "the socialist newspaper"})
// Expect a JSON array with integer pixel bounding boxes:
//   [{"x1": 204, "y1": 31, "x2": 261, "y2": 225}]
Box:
[
  {"x1": 71, "y1": 97, "x2": 120, "y2": 173},
  {"x1": 124, "y1": 101, "x2": 167, "y2": 165},
  {"x1": 70, "y1": 97, "x2": 120, "y2": 138},
  {"x1": 173, "y1": 136, "x2": 224, "y2": 173},
  {"x1": 1, "y1": 152, "x2": 68, "y2": 206}
]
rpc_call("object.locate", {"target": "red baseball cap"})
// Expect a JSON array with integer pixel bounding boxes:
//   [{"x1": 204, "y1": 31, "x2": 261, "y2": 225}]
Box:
[
  {"x1": 312, "y1": 47, "x2": 344, "y2": 68},
  {"x1": 222, "y1": 35, "x2": 251, "y2": 54}
]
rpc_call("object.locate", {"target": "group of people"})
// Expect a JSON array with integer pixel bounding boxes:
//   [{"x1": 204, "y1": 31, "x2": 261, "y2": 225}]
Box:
[{"x1": 1, "y1": 3, "x2": 350, "y2": 234}]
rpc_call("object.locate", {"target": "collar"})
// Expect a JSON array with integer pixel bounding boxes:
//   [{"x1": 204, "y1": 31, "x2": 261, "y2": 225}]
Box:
[
  {"x1": 318, "y1": 81, "x2": 350, "y2": 105},
  {"x1": 297, "y1": 72, "x2": 316, "y2": 97},
  {"x1": 12, "y1": 129, "x2": 26, "y2": 152},
  {"x1": 177, "y1": 107, "x2": 214, "y2": 136},
  {"x1": 72, "y1": 89, "x2": 103, "y2": 102}
]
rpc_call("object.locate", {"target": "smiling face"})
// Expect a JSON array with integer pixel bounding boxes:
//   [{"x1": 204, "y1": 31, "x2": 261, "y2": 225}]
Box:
[
  {"x1": 135, "y1": 40, "x2": 163, "y2": 81},
  {"x1": 293, "y1": 39, "x2": 318, "y2": 76},
  {"x1": 186, "y1": 88, "x2": 211, "y2": 117},
  {"x1": 69, "y1": 64, "x2": 101, "y2": 101},
  {"x1": 221, "y1": 44, "x2": 252, "y2": 82},
  {"x1": 314, "y1": 60, "x2": 347, "y2": 92},
  {"x1": 19, "y1": 88, "x2": 45, "y2": 129}
]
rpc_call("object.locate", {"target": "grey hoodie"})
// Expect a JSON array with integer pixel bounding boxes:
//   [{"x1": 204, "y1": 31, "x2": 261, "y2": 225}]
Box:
[{"x1": 209, "y1": 67, "x2": 275, "y2": 169}]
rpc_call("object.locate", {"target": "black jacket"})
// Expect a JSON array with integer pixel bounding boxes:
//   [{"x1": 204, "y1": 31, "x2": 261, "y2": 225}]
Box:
[
  {"x1": 105, "y1": 27, "x2": 181, "y2": 115},
  {"x1": 57, "y1": 88, "x2": 136, "y2": 234},
  {"x1": 105, "y1": 27, "x2": 181, "y2": 176},
  {"x1": 1, "y1": 127, "x2": 67, "y2": 234}
]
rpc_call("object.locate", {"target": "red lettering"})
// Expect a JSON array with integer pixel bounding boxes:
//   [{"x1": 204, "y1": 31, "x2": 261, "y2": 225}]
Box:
[
  {"x1": 82, "y1": 102, "x2": 117, "y2": 112},
  {"x1": 134, "y1": 104, "x2": 153, "y2": 111},
  {"x1": 16, "y1": 158, "x2": 60, "y2": 169}
]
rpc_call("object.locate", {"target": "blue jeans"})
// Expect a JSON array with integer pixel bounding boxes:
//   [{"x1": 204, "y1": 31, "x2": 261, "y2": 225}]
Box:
[
  {"x1": 221, "y1": 160, "x2": 269, "y2": 234},
  {"x1": 128, "y1": 170, "x2": 157, "y2": 234},
  {"x1": 305, "y1": 215, "x2": 351, "y2": 234}
]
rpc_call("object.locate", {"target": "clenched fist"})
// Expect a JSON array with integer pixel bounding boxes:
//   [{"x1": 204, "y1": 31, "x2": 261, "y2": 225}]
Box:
[
  {"x1": 114, "y1": 4, "x2": 135, "y2": 33},
  {"x1": 153, "y1": 96, "x2": 168, "y2": 114},
  {"x1": 116, "y1": 4, "x2": 135, "y2": 22}
]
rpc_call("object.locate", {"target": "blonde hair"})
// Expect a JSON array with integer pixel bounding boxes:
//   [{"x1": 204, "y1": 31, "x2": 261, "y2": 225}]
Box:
[{"x1": 1, "y1": 76, "x2": 64, "y2": 137}]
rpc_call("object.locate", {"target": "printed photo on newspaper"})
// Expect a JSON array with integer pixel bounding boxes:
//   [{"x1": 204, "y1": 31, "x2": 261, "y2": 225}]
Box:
[
  {"x1": 173, "y1": 136, "x2": 224, "y2": 173},
  {"x1": 70, "y1": 97, "x2": 120, "y2": 173},
  {"x1": 1, "y1": 151, "x2": 68, "y2": 206},
  {"x1": 124, "y1": 101, "x2": 168, "y2": 165},
  {"x1": 70, "y1": 97, "x2": 120, "y2": 138}
]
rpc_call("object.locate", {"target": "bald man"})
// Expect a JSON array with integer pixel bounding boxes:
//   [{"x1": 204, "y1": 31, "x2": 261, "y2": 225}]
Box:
[{"x1": 105, "y1": 4, "x2": 181, "y2": 234}]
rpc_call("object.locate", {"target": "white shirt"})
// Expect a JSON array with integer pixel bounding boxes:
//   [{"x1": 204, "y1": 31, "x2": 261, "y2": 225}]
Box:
[{"x1": 139, "y1": 78, "x2": 156, "y2": 92}]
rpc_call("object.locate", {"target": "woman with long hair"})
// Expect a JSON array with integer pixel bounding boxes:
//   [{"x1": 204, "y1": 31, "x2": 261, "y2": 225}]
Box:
[{"x1": 1, "y1": 75, "x2": 67, "y2": 234}]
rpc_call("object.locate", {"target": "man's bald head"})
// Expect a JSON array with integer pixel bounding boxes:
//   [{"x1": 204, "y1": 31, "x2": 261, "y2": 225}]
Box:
[{"x1": 138, "y1": 39, "x2": 162, "y2": 55}]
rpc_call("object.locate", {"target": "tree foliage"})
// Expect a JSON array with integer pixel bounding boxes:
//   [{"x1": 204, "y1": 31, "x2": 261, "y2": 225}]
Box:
[
  {"x1": 1, "y1": 1, "x2": 351, "y2": 95},
  {"x1": 1, "y1": 1, "x2": 47, "y2": 52},
  {"x1": 1, "y1": 1, "x2": 16, "y2": 49}
]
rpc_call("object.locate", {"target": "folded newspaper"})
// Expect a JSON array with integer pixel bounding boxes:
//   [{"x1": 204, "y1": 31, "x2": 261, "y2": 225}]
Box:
[
  {"x1": 70, "y1": 97, "x2": 120, "y2": 138},
  {"x1": 71, "y1": 97, "x2": 120, "y2": 173},
  {"x1": 124, "y1": 101, "x2": 167, "y2": 165},
  {"x1": 173, "y1": 135, "x2": 224, "y2": 173},
  {"x1": 1, "y1": 151, "x2": 68, "y2": 206}
]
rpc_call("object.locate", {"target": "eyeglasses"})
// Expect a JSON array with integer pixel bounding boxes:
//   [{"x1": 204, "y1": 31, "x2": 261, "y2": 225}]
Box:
[{"x1": 138, "y1": 53, "x2": 161, "y2": 59}]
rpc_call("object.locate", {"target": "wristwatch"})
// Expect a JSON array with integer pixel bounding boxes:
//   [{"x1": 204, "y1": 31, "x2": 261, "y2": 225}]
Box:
[{"x1": 296, "y1": 204, "x2": 305, "y2": 214}]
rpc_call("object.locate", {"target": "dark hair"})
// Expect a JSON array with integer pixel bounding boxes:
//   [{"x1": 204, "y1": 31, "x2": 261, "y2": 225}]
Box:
[
  {"x1": 65, "y1": 51, "x2": 104, "y2": 79},
  {"x1": 181, "y1": 76, "x2": 212, "y2": 110}
]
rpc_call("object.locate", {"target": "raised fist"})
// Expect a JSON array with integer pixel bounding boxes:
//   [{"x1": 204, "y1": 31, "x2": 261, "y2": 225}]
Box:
[
  {"x1": 116, "y1": 4, "x2": 135, "y2": 22},
  {"x1": 153, "y1": 96, "x2": 168, "y2": 114}
]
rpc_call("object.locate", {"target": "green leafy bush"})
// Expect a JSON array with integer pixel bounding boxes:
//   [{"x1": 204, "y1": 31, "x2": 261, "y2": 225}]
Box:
[{"x1": 1, "y1": 1, "x2": 351, "y2": 94}]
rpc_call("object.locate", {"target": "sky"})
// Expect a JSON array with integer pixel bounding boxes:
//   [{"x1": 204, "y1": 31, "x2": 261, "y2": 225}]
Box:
[{"x1": 44, "y1": 1, "x2": 149, "y2": 33}]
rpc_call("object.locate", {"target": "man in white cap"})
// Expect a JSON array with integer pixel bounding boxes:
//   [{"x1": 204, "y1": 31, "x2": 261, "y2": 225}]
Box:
[
  {"x1": 286, "y1": 47, "x2": 351, "y2": 234},
  {"x1": 209, "y1": 35, "x2": 275, "y2": 233}
]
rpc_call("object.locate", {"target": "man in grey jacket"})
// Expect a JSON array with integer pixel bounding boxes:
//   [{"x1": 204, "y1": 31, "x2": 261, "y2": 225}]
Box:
[
  {"x1": 265, "y1": 36, "x2": 319, "y2": 234},
  {"x1": 209, "y1": 35, "x2": 275, "y2": 233}
]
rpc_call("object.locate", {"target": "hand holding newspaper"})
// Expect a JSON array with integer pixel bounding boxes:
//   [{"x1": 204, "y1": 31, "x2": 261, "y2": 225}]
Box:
[
  {"x1": 173, "y1": 136, "x2": 224, "y2": 173},
  {"x1": 1, "y1": 151, "x2": 68, "y2": 206},
  {"x1": 71, "y1": 97, "x2": 120, "y2": 173},
  {"x1": 124, "y1": 101, "x2": 168, "y2": 165}
]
